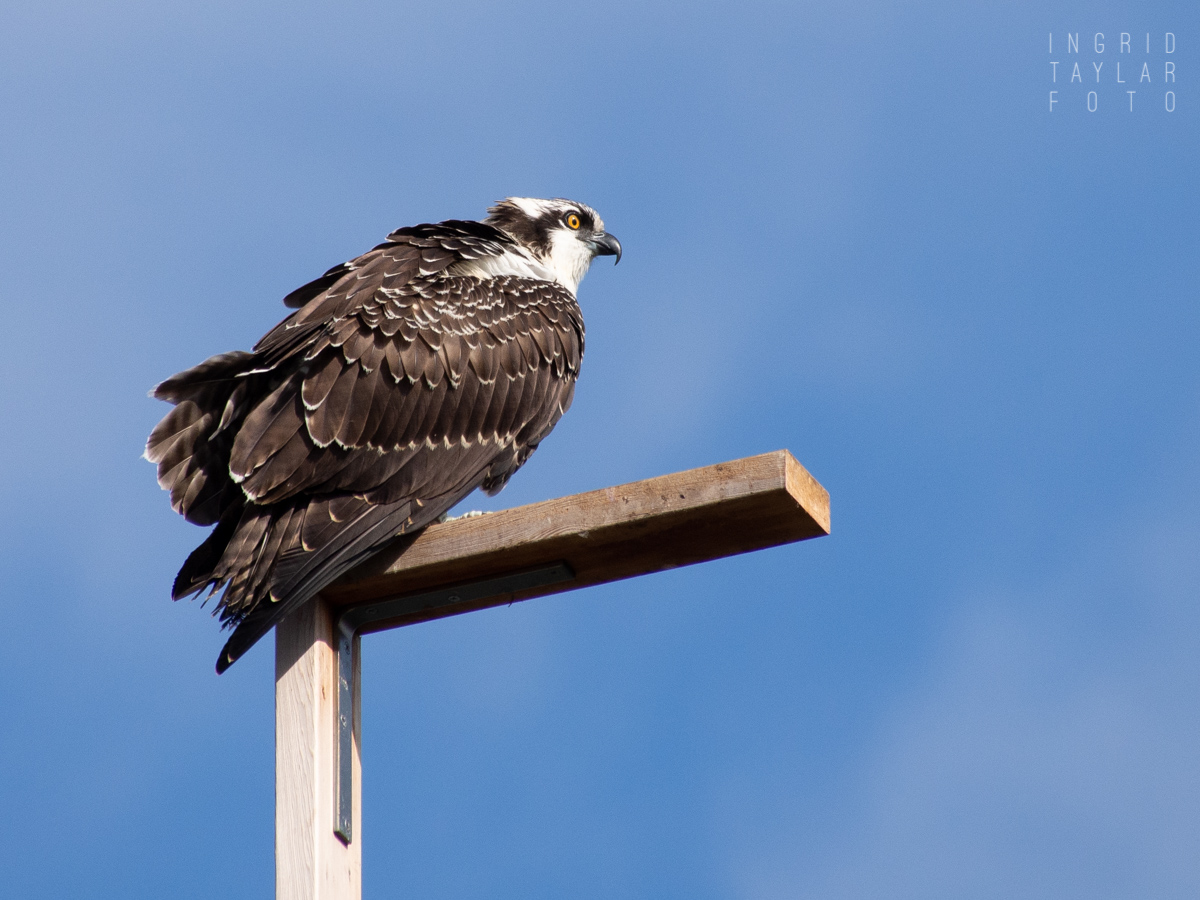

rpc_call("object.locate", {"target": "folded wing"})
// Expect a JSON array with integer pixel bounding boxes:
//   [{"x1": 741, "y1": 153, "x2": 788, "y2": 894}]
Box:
[{"x1": 146, "y1": 221, "x2": 584, "y2": 671}]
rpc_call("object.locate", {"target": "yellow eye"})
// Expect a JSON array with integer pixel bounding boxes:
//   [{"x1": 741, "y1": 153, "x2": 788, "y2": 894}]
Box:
[{"x1": 565, "y1": 213, "x2": 581, "y2": 230}]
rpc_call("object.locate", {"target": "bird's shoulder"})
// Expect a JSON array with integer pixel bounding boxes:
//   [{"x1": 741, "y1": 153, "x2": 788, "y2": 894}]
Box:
[
  {"x1": 253, "y1": 220, "x2": 578, "y2": 363},
  {"x1": 227, "y1": 272, "x2": 585, "y2": 507},
  {"x1": 280, "y1": 219, "x2": 517, "y2": 311}
]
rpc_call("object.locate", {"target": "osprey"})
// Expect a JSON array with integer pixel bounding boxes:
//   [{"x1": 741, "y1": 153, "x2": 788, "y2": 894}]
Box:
[{"x1": 146, "y1": 198, "x2": 620, "y2": 672}]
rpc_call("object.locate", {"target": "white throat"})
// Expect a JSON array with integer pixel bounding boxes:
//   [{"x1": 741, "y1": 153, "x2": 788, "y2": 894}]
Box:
[{"x1": 542, "y1": 228, "x2": 595, "y2": 295}]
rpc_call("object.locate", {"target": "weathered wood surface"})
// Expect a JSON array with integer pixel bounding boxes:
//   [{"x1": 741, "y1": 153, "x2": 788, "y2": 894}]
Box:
[
  {"x1": 276, "y1": 597, "x2": 362, "y2": 900},
  {"x1": 273, "y1": 449, "x2": 827, "y2": 897},
  {"x1": 324, "y1": 450, "x2": 829, "y2": 631}
]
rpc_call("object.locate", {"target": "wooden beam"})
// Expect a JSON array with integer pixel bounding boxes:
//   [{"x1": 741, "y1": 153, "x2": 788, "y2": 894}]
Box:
[
  {"x1": 324, "y1": 450, "x2": 828, "y2": 629},
  {"x1": 273, "y1": 449, "x2": 827, "y2": 897},
  {"x1": 276, "y1": 596, "x2": 362, "y2": 900}
]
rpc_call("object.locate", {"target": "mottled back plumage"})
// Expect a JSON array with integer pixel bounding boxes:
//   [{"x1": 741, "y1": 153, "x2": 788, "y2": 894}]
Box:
[{"x1": 146, "y1": 199, "x2": 620, "y2": 672}]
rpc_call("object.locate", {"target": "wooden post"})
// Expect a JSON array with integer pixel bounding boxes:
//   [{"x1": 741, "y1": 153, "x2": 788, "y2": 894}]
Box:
[
  {"x1": 276, "y1": 596, "x2": 362, "y2": 900},
  {"x1": 272, "y1": 450, "x2": 829, "y2": 899}
]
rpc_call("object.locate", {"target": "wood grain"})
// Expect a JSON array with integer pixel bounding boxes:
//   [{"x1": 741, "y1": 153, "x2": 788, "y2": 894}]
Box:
[
  {"x1": 276, "y1": 597, "x2": 362, "y2": 900},
  {"x1": 324, "y1": 450, "x2": 829, "y2": 630}
]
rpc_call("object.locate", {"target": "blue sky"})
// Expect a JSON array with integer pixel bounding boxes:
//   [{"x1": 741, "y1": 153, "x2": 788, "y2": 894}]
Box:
[{"x1": 1, "y1": 1, "x2": 1197, "y2": 897}]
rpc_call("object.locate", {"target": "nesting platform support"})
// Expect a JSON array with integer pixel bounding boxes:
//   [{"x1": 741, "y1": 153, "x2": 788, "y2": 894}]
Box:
[
  {"x1": 324, "y1": 449, "x2": 830, "y2": 616},
  {"x1": 274, "y1": 449, "x2": 830, "y2": 900}
]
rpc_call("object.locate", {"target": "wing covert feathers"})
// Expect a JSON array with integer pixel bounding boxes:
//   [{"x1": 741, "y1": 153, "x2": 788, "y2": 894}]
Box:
[{"x1": 147, "y1": 221, "x2": 584, "y2": 672}]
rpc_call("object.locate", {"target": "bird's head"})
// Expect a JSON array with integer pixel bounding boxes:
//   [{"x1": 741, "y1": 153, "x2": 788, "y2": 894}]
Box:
[{"x1": 486, "y1": 197, "x2": 621, "y2": 294}]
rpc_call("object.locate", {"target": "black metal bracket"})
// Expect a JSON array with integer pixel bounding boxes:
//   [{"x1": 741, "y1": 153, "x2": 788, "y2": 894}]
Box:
[{"x1": 332, "y1": 562, "x2": 576, "y2": 844}]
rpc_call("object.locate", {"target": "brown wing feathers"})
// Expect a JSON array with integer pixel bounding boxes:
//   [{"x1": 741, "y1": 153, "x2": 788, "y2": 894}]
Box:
[{"x1": 145, "y1": 222, "x2": 584, "y2": 672}]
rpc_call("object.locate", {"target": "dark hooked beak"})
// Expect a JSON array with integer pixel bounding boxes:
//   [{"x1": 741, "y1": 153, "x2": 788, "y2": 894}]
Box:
[{"x1": 590, "y1": 232, "x2": 622, "y2": 265}]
